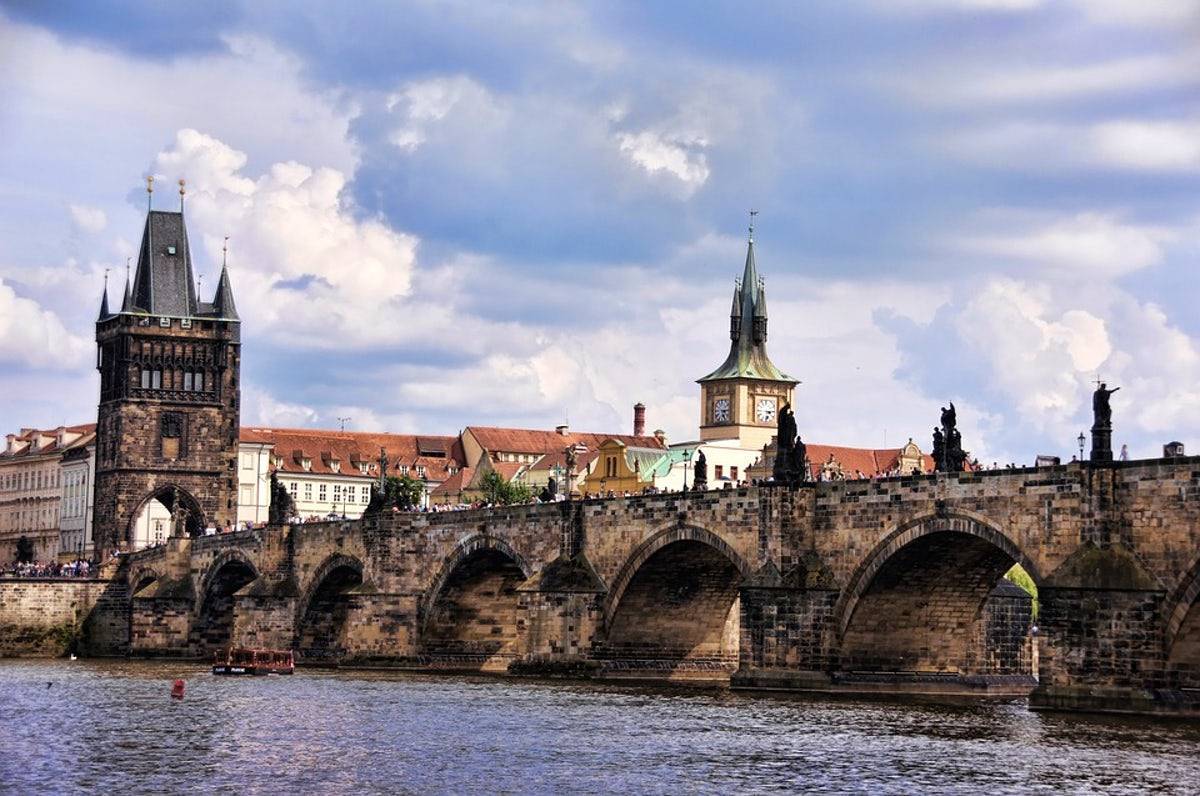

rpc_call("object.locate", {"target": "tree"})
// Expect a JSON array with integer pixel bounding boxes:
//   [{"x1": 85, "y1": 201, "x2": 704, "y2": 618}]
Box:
[
  {"x1": 366, "y1": 475, "x2": 426, "y2": 513},
  {"x1": 478, "y1": 471, "x2": 533, "y2": 505},
  {"x1": 268, "y1": 471, "x2": 295, "y2": 524},
  {"x1": 15, "y1": 535, "x2": 34, "y2": 564},
  {"x1": 1004, "y1": 563, "x2": 1039, "y2": 620}
]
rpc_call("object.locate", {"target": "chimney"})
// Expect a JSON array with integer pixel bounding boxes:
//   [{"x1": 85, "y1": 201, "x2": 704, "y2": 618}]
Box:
[
  {"x1": 653, "y1": 429, "x2": 667, "y2": 446},
  {"x1": 633, "y1": 403, "x2": 646, "y2": 437},
  {"x1": 555, "y1": 424, "x2": 569, "y2": 436}
]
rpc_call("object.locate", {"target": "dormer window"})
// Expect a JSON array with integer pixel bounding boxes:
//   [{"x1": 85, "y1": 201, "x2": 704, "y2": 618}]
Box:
[
  {"x1": 330, "y1": 461, "x2": 341, "y2": 474},
  {"x1": 301, "y1": 457, "x2": 312, "y2": 472},
  {"x1": 166, "y1": 245, "x2": 177, "y2": 255}
]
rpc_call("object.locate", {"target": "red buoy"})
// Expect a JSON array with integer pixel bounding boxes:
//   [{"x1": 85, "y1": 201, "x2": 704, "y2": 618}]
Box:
[{"x1": 171, "y1": 679, "x2": 186, "y2": 699}]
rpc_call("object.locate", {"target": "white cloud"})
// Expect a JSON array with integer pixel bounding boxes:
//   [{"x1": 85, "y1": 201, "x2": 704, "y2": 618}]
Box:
[
  {"x1": 0, "y1": 279, "x2": 89, "y2": 370},
  {"x1": 889, "y1": 54, "x2": 1200, "y2": 107},
  {"x1": 946, "y1": 211, "x2": 1173, "y2": 278},
  {"x1": 68, "y1": 204, "x2": 107, "y2": 234},
  {"x1": 242, "y1": 386, "x2": 319, "y2": 428},
  {"x1": 616, "y1": 130, "x2": 711, "y2": 194},
  {"x1": 940, "y1": 119, "x2": 1200, "y2": 173},
  {"x1": 151, "y1": 129, "x2": 421, "y2": 347},
  {"x1": 386, "y1": 76, "x2": 496, "y2": 153},
  {"x1": 1089, "y1": 120, "x2": 1200, "y2": 171}
]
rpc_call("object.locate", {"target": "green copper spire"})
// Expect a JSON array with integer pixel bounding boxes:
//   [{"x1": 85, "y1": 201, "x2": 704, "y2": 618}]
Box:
[{"x1": 699, "y1": 217, "x2": 794, "y2": 383}]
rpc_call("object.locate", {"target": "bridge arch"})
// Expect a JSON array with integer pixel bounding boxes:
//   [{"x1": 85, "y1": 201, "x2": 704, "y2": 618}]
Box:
[
  {"x1": 834, "y1": 511, "x2": 1039, "y2": 676},
  {"x1": 602, "y1": 523, "x2": 751, "y2": 668},
  {"x1": 126, "y1": 485, "x2": 205, "y2": 545},
  {"x1": 419, "y1": 535, "x2": 532, "y2": 667},
  {"x1": 1165, "y1": 555, "x2": 1200, "y2": 688},
  {"x1": 294, "y1": 553, "x2": 366, "y2": 663},
  {"x1": 126, "y1": 565, "x2": 162, "y2": 597},
  {"x1": 192, "y1": 550, "x2": 259, "y2": 653}
]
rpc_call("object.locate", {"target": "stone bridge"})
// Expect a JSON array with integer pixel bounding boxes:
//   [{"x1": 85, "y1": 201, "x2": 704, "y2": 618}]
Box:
[{"x1": 121, "y1": 458, "x2": 1200, "y2": 716}]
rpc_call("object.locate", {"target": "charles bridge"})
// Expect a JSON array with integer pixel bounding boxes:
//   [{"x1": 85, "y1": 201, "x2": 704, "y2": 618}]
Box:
[{"x1": 86, "y1": 456, "x2": 1196, "y2": 717}]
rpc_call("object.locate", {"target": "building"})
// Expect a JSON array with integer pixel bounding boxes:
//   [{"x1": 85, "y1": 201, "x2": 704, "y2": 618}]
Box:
[
  {"x1": 238, "y1": 427, "x2": 463, "y2": 520},
  {"x1": 0, "y1": 425, "x2": 95, "y2": 562},
  {"x1": 697, "y1": 224, "x2": 797, "y2": 452},
  {"x1": 59, "y1": 432, "x2": 97, "y2": 561},
  {"x1": 92, "y1": 199, "x2": 242, "y2": 552},
  {"x1": 746, "y1": 436, "x2": 933, "y2": 483}
]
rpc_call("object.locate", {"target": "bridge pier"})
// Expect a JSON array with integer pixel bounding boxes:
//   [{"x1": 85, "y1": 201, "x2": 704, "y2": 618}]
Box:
[{"x1": 1029, "y1": 543, "x2": 1190, "y2": 715}]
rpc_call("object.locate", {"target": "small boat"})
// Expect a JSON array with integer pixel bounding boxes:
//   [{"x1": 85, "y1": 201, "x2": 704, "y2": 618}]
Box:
[{"x1": 212, "y1": 647, "x2": 295, "y2": 676}]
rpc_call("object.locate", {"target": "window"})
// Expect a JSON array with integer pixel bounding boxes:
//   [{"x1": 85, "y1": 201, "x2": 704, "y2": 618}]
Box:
[
  {"x1": 730, "y1": 466, "x2": 738, "y2": 482},
  {"x1": 416, "y1": 466, "x2": 426, "y2": 478},
  {"x1": 605, "y1": 456, "x2": 617, "y2": 478},
  {"x1": 241, "y1": 453, "x2": 253, "y2": 470},
  {"x1": 333, "y1": 485, "x2": 342, "y2": 503},
  {"x1": 183, "y1": 372, "x2": 193, "y2": 391},
  {"x1": 180, "y1": 319, "x2": 192, "y2": 330},
  {"x1": 161, "y1": 412, "x2": 183, "y2": 459},
  {"x1": 159, "y1": 317, "x2": 170, "y2": 328},
  {"x1": 318, "y1": 484, "x2": 327, "y2": 502},
  {"x1": 714, "y1": 465, "x2": 724, "y2": 479},
  {"x1": 289, "y1": 482, "x2": 298, "y2": 496},
  {"x1": 304, "y1": 483, "x2": 312, "y2": 501},
  {"x1": 361, "y1": 486, "x2": 370, "y2": 502}
]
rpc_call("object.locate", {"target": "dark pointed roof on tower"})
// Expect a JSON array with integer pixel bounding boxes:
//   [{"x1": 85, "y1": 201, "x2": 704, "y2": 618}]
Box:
[
  {"x1": 120, "y1": 272, "x2": 133, "y2": 313},
  {"x1": 111, "y1": 208, "x2": 237, "y2": 323},
  {"x1": 210, "y1": 263, "x2": 238, "y2": 320},
  {"x1": 130, "y1": 210, "x2": 199, "y2": 316},
  {"x1": 97, "y1": 278, "x2": 110, "y2": 321},
  {"x1": 698, "y1": 227, "x2": 794, "y2": 384}
]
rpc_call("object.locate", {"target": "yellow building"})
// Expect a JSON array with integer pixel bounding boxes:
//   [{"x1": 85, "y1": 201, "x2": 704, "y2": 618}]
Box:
[{"x1": 698, "y1": 225, "x2": 797, "y2": 453}]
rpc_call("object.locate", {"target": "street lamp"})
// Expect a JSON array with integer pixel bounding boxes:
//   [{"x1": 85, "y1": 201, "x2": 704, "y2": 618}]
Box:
[
  {"x1": 682, "y1": 448, "x2": 693, "y2": 491},
  {"x1": 1077, "y1": 432, "x2": 1086, "y2": 461}
]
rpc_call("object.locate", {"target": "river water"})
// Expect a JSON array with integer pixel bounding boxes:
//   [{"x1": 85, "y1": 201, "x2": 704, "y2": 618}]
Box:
[{"x1": 2, "y1": 661, "x2": 1198, "y2": 795}]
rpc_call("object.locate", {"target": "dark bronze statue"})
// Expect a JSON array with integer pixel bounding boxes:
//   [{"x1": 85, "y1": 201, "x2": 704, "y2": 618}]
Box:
[
  {"x1": 935, "y1": 402, "x2": 967, "y2": 472},
  {"x1": 793, "y1": 435, "x2": 807, "y2": 483},
  {"x1": 268, "y1": 470, "x2": 294, "y2": 525},
  {"x1": 693, "y1": 450, "x2": 708, "y2": 491},
  {"x1": 1093, "y1": 382, "x2": 1119, "y2": 427},
  {"x1": 773, "y1": 403, "x2": 805, "y2": 485}
]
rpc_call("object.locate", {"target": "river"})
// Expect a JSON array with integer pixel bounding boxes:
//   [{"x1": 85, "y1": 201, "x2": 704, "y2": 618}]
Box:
[{"x1": 2, "y1": 660, "x2": 1198, "y2": 794}]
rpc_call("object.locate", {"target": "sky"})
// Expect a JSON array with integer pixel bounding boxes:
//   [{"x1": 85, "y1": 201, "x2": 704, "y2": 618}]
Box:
[{"x1": 0, "y1": 0, "x2": 1197, "y2": 465}]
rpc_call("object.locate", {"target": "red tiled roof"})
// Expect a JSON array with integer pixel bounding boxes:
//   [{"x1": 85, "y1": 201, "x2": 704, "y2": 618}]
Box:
[
  {"x1": 430, "y1": 466, "x2": 474, "y2": 497},
  {"x1": 1, "y1": 424, "x2": 97, "y2": 460},
  {"x1": 803, "y1": 444, "x2": 933, "y2": 478},
  {"x1": 465, "y1": 427, "x2": 666, "y2": 457},
  {"x1": 239, "y1": 427, "x2": 464, "y2": 480}
]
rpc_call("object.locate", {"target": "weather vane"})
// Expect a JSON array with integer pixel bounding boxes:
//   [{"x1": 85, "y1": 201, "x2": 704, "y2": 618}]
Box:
[
  {"x1": 178, "y1": 178, "x2": 186, "y2": 211},
  {"x1": 145, "y1": 175, "x2": 154, "y2": 210},
  {"x1": 749, "y1": 209, "x2": 758, "y2": 241},
  {"x1": 222, "y1": 235, "x2": 229, "y2": 268}
]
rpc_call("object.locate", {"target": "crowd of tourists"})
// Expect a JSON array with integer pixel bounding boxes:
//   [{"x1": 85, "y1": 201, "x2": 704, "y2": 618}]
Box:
[{"x1": 1, "y1": 559, "x2": 93, "y2": 578}]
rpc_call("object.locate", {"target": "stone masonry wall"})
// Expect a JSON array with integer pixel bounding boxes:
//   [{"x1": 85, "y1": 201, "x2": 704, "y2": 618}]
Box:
[{"x1": 0, "y1": 579, "x2": 128, "y2": 657}]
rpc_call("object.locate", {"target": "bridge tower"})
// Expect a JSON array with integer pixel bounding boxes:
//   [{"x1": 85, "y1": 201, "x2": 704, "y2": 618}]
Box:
[
  {"x1": 697, "y1": 219, "x2": 797, "y2": 451},
  {"x1": 92, "y1": 191, "x2": 241, "y2": 554}
]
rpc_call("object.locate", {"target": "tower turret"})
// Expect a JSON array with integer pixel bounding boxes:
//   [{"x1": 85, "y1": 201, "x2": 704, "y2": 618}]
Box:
[{"x1": 697, "y1": 214, "x2": 797, "y2": 450}]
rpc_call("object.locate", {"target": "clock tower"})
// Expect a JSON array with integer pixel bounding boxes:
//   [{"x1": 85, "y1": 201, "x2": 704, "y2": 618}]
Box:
[
  {"x1": 92, "y1": 193, "x2": 241, "y2": 554},
  {"x1": 697, "y1": 222, "x2": 797, "y2": 451}
]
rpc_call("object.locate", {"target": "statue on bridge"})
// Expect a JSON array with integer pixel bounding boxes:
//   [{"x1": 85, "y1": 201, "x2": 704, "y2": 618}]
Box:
[
  {"x1": 935, "y1": 402, "x2": 967, "y2": 473},
  {"x1": 1090, "y1": 381, "x2": 1120, "y2": 462},
  {"x1": 772, "y1": 403, "x2": 806, "y2": 486},
  {"x1": 693, "y1": 450, "x2": 708, "y2": 491},
  {"x1": 1093, "y1": 382, "x2": 1119, "y2": 427},
  {"x1": 268, "y1": 471, "x2": 294, "y2": 525}
]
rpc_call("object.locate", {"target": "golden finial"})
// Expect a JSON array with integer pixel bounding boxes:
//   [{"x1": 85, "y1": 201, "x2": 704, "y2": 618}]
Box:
[
  {"x1": 222, "y1": 235, "x2": 229, "y2": 268},
  {"x1": 178, "y1": 178, "x2": 186, "y2": 211},
  {"x1": 146, "y1": 175, "x2": 154, "y2": 210}
]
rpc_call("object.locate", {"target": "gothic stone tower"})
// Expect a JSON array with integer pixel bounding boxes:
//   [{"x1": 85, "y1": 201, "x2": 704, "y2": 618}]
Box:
[
  {"x1": 92, "y1": 207, "x2": 241, "y2": 552},
  {"x1": 697, "y1": 225, "x2": 797, "y2": 451}
]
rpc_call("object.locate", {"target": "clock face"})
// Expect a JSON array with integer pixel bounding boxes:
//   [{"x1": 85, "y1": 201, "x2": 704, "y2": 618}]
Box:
[
  {"x1": 713, "y1": 398, "x2": 731, "y2": 423},
  {"x1": 756, "y1": 397, "x2": 777, "y2": 423}
]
